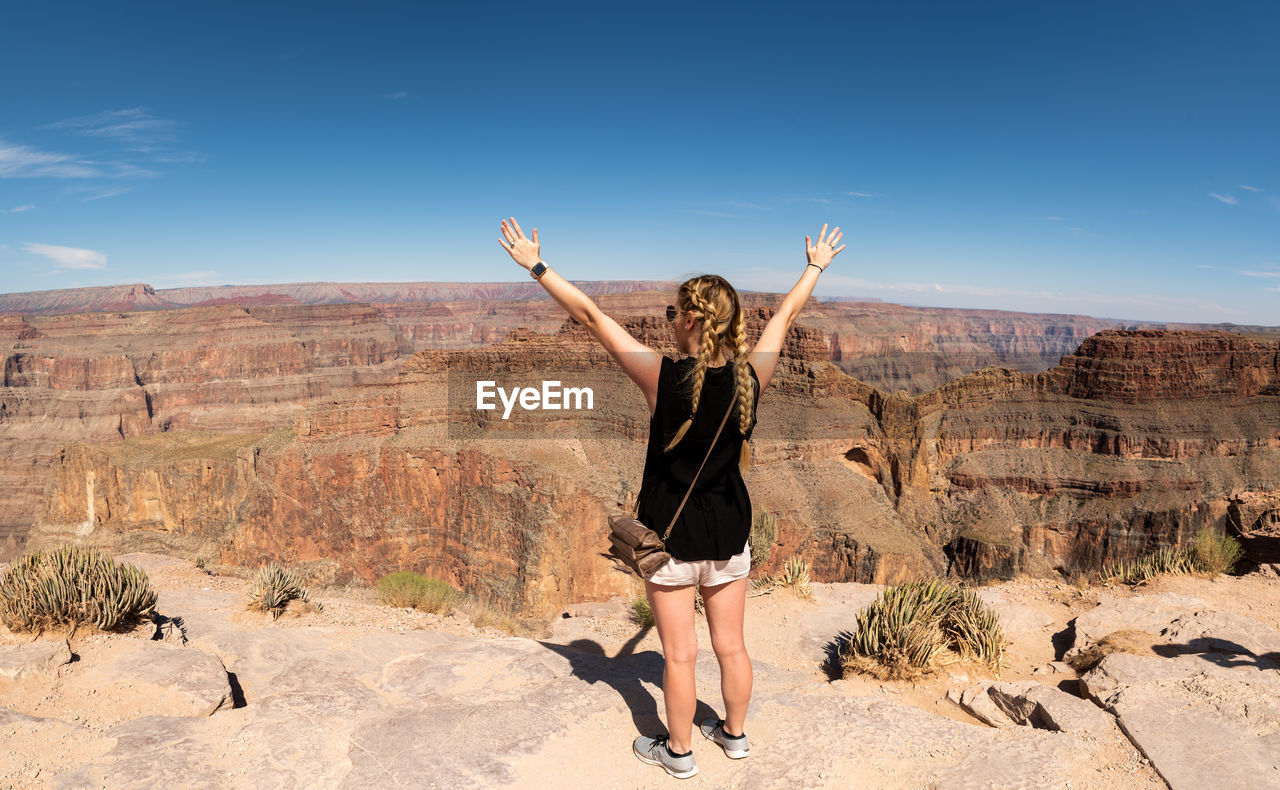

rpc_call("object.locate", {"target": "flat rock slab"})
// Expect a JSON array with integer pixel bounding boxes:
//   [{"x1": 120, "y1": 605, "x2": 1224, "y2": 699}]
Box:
[
  {"x1": 0, "y1": 708, "x2": 114, "y2": 788},
  {"x1": 0, "y1": 638, "x2": 72, "y2": 680},
  {"x1": 1160, "y1": 609, "x2": 1280, "y2": 662},
  {"x1": 1068, "y1": 593, "x2": 1207, "y2": 660},
  {"x1": 77, "y1": 641, "x2": 233, "y2": 717},
  {"x1": 1081, "y1": 651, "x2": 1280, "y2": 789},
  {"x1": 977, "y1": 589, "x2": 1056, "y2": 636}
]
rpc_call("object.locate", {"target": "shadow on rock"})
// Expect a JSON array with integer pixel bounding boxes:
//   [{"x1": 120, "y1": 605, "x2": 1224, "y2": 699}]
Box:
[
  {"x1": 821, "y1": 630, "x2": 854, "y2": 681},
  {"x1": 1151, "y1": 640, "x2": 1280, "y2": 671},
  {"x1": 537, "y1": 627, "x2": 718, "y2": 738},
  {"x1": 1051, "y1": 620, "x2": 1077, "y2": 661}
]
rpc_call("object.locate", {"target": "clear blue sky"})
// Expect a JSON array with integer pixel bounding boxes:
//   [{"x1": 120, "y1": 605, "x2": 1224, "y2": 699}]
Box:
[{"x1": 1, "y1": 1, "x2": 1277, "y2": 324}]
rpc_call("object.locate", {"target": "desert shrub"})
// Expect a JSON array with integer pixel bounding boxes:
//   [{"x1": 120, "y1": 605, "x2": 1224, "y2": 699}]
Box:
[
  {"x1": 1100, "y1": 546, "x2": 1194, "y2": 585},
  {"x1": 840, "y1": 578, "x2": 1006, "y2": 681},
  {"x1": 1189, "y1": 527, "x2": 1244, "y2": 576},
  {"x1": 749, "y1": 511, "x2": 778, "y2": 571},
  {"x1": 459, "y1": 596, "x2": 539, "y2": 637},
  {"x1": 631, "y1": 596, "x2": 654, "y2": 628},
  {"x1": 376, "y1": 571, "x2": 456, "y2": 614},
  {"x1": 1101, "y1": 528, "x2": 1244, "y2": 585},
  {"x1": 0, "y1": 545, "x2": 158, "y2": 633},
  {"x1": 245, "y1": 563, "x2": 322, "y2": 620},
  {"x1": 753, "y1": 554, "x2": 815, "y2": 600}
]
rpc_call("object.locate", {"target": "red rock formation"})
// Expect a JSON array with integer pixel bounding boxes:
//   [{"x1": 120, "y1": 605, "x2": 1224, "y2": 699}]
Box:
[{"x1": 10, "y1": 295, "x2": 1280, "y2": 615}]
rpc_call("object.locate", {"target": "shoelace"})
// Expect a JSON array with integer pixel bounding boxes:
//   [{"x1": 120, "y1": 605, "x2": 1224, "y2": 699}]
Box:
[{"x1": 652, "y1": 735, "x2": 688, "y2": 759}]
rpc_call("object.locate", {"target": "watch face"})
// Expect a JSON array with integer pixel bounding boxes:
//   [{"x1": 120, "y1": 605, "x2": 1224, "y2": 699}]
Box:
[{"x1": 532, "y1": 262, "x2": 546, "y2": 276}]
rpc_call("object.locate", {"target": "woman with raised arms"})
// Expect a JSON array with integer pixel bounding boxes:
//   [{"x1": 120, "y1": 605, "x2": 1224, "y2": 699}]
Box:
[{"x1": 499, "y1": 217, "x2": 844, "y2": 779}]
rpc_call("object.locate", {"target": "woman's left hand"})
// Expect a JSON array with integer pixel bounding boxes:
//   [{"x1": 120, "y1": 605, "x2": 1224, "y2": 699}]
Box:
[{"x1": 499, "y1": 217, "x2": 541, "y2": 270}]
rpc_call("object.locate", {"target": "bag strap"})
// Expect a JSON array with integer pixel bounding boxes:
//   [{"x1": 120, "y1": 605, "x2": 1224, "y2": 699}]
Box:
[{"x1": 659, "y1": 395, "x2": 737, "y2": 541}]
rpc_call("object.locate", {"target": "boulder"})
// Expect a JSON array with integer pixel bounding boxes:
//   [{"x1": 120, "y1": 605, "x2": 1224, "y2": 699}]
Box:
[
  {"x1": 947, "y1": 682, "x2": 1014, "y2": 727},
  {"x1": 951, "y1": 680, "x2": 1114, "y2": 735}
]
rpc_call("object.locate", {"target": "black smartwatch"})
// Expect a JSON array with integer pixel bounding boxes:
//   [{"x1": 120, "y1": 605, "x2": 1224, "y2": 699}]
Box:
[{"x1": 530, "y1": 261, "x2": 548, "y2": 279}]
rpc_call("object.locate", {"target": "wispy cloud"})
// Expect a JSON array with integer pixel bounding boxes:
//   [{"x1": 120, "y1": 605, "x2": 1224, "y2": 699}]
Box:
[
  {"x1": 843, "y1": 191, "x2": 879, "y2": 198},
  {"x1": 1042, "y1": 216, "x2": 1063, "y2": 221},
  {"x1": 1240, "y1": 184, "x2": 1263, "y2": 192},
  {"x1": 728, "y1": 200, "x2": 766, "y2": 211},
  {"x1": 1, "y1": 204, "x2": 35, "y2": 214},
  {"x1": 1240, "y1": 270, "x2": 1280, "y2": 279},
  {"x1": 1068, "y1": 226, "x2": 1099, "y2": 238},
  {"x1": 0, "y1": 140, "x2": 103, "y2": 178},
  {"x1": 809, "y1": 197, "x2": 831, "y2": 204},
  {"x1": 40, "y1": 107, "x2": 179, "y2": 150},
  {"x1": 1209, "y1": 192, "x2": 1239, "y2": 205},
  {"x1": 22, "y1": 242, "x2": 107, "y2": 270},
  {"x1": 383, "y1": 91, "x2": 408, "y2": 100},
  {"x1": 1196, "y1": 264, "x2": 1215, "y2": 269},
  {"x1": 64, "y1": 184, "x2": 134, "y2": 201}
]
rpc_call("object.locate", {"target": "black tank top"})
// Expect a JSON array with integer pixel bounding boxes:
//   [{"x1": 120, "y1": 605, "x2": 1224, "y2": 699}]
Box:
[{"x1": 635, "y1": 355, "x2": 760, "y2": 562}]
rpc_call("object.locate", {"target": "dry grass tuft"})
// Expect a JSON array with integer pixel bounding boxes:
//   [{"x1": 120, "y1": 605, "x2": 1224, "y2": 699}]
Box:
[{"x1": 1067, "y1": 629, "x2": 1163, "y2": 673}]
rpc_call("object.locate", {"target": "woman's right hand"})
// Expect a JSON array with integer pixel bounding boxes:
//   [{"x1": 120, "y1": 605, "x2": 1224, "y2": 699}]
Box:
[{"x1": 805, "y1": 224, "x2": 845, "y2": 270}]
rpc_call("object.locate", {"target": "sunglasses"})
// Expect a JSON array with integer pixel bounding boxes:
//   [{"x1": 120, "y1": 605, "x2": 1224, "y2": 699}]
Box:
[{"x1": 665, "y1": 305, "x2": 682, "y2": 322}]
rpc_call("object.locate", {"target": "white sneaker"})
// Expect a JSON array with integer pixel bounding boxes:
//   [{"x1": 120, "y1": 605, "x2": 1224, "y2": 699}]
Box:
[
  {"x1": 633, "y1": 734, "x2": 698, "y2": 779},
  {"x1": 699, "y1": 717, "x2": 749, "y2": 759}
]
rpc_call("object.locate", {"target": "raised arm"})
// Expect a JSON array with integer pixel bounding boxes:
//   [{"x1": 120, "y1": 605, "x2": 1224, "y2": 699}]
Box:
[
  {"x1": 746, "y1": 223, "x2": 844, "y2": 393},
  {"x1": 499, "y1": 217, "x2": 664, "y2": 414}
]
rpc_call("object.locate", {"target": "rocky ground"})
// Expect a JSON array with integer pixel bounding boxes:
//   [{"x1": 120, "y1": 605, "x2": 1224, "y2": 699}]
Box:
[{"x1": 2, "y1": 555, "x2": 1278, "y2": 790}]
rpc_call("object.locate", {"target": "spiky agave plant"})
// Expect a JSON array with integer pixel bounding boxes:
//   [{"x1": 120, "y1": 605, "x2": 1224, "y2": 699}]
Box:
[
  {"x1": 778, "y1": 555, "x2": 815, "y2": 601},
  {"x1": 842, "y1": 578, "x2": 1006, "y2": 681},
  {"x1": 1100, "y1": 546, "x2": 1195, "y2": 585},
  {"x1": 245, "y1": 563, "x2": 321, "y2": 620},
  {"x1": 0, "y1": 545, "x2": 158, "y2": 633}
]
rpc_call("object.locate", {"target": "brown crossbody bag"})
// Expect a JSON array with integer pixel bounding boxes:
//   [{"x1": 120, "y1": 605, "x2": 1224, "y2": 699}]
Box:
[{"x1": 608, "y1": 397, "x2": 736, "y2": 579}]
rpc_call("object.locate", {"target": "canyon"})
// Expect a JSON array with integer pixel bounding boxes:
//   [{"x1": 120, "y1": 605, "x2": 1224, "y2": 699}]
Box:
[{"x1": 2, "y1": 283, "x2": 1279, "y2": 616}]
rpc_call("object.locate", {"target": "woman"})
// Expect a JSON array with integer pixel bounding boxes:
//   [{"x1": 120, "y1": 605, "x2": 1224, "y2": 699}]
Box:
[{"x1": 499, "y1": 217, "x2": 844, "y2": 779}]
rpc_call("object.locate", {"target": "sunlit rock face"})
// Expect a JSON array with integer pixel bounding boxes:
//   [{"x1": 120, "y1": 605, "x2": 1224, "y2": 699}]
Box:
[{"x1": 4, "y1": 280, "x2": 1279, "y2": 615}]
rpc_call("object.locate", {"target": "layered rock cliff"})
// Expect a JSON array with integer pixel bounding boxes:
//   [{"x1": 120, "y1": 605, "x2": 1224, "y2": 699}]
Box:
[
  {"x1": 6, "y1": 283, "x2": 1280, "y2": 617},
  {"x1": 24, "y1": 321, "x2": 1280, "y2": 616}
]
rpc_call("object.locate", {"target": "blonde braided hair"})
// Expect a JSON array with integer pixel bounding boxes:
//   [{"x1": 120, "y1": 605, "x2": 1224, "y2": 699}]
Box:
[{"x1": 663, "y1": 275, "x2": 757, "y2": 475}]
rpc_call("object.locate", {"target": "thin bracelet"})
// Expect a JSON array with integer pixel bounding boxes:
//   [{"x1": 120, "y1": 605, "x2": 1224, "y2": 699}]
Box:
[{"x1": 806, "y1": 263, "x2": 823, "y2": 272}]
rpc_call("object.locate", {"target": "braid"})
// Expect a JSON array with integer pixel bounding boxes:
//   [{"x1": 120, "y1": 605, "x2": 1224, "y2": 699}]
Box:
[
  {"x1": 730, "y1": 304, "x2": 755, "y2": 475},
  {"x1": 662, "y1": 275, "x2": 756, "y2": 474},
  {"x1": 663, "y1": 285, "x2": 720, "y2": 452}
]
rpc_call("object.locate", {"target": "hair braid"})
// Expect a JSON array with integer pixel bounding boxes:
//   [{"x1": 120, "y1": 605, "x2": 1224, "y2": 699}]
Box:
[
  {"x1": 730, "y1": 304, "x2": 755, "y2": 475},
  {"x1": 663, "y1": 287, "x2": 721, "y2": 451}
]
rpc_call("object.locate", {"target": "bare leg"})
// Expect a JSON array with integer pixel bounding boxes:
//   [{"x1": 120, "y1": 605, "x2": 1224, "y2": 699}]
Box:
[
  {"x1": 645, "y1": 580, "x2": 698, "y2": 754},
  {"x1": 700, "y1": 577, "x2": 752, "y2": 736}
]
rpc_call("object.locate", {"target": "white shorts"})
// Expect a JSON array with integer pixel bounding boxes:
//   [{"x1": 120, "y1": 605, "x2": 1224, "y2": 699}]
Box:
[{"x1": 647, "y1": 541, "x2": 751, "y2": 587}]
